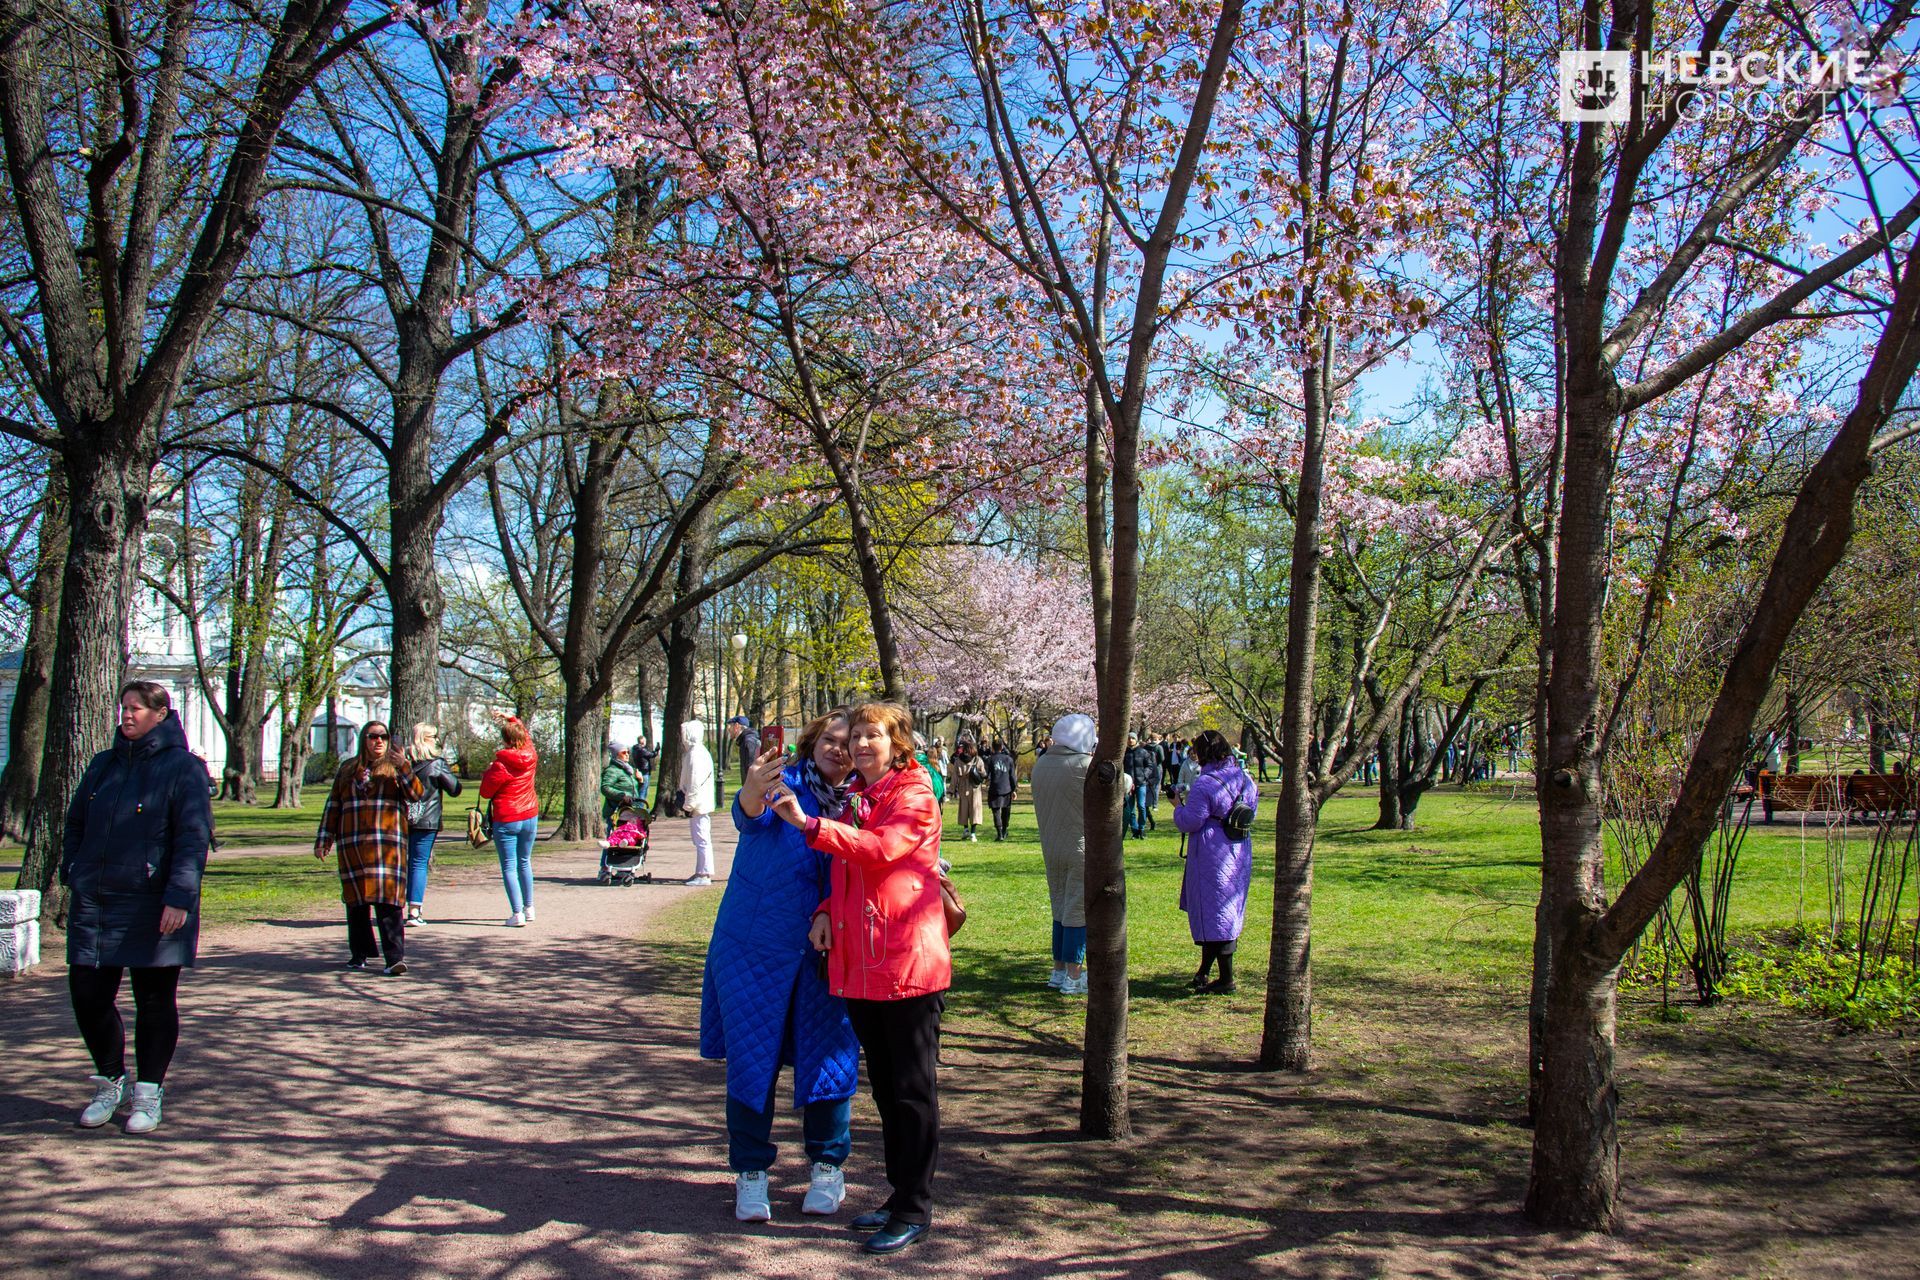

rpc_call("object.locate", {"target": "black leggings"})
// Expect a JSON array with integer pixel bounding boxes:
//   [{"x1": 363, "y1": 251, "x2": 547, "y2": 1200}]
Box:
[
  {"x1": 1196, "y1": 940, "x2": 1237, "y2": 983},
  {"x1": 69, "y1": 965, "x2": 182, "y2": 1084}
]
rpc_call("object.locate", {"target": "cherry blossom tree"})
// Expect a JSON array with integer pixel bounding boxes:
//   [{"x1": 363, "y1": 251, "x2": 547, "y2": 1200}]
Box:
[{"x1": 508, "y1": 0, "x2": 1079, "y2": 702}]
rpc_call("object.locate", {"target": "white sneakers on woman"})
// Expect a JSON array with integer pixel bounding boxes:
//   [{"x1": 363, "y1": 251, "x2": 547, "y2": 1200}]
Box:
[
  {"x1": 523, "y1": 905, "x2": 535, "y2": 923},
  {"x1": 505, "y1": 912, "x2": 525, "y2": 927},
  {"x1": 802, "y1": 1162, "x2": 845, "y2": 1215},
  {"x1": 733, "y1": 1165, "x2": 844, "y2": 1220},
  {"x1": 79, "y1": 1074, "x2": 126, "y2": 1128},
  {"x1": 734, "y1": 1170, "x2": 772, "y2": 1221},
  {"x1": 79, "y1": 1076, "x2": 162, "y2": 1133},
  {"x1": 124, "y1": 1082, "x2": 163, "y2": 1134}
]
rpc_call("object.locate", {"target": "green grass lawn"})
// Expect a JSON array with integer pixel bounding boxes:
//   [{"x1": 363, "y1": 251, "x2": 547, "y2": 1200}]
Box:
[
  {"x1": 192, "y1": 842, "x2": 508, "y2": 929},
  {"x1": 17, "y1": 779, "x2": 1903, "y2": 1027},
  {"x1": 638, "y1": 783, "x2": 1912, "y2": 1058}
]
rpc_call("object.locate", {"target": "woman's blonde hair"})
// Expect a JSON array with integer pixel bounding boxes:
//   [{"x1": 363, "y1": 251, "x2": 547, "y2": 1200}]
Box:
[
  {"x1": 847, "y1": 702, "x2": 916, "y2": 771},
  {"x1": 409, "y1": 722, "x2": 439, "y2": 763}
]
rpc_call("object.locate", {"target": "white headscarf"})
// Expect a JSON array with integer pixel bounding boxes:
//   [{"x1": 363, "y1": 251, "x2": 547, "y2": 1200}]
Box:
[{"x1": 1051, "y1": 713, "x2": 1096, "y2": 755}]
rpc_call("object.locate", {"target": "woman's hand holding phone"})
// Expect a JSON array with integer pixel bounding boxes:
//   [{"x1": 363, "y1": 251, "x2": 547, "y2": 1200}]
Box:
[
  {"x1": 768, "y1": 784, "x2": 806, "y2": 829},
  {"x1": 738, "y1": 745, "x2": 787, "y2": 818}
]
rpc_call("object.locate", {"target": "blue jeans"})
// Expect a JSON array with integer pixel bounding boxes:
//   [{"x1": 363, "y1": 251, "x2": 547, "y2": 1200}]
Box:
[
  {"x1": 493, "y1": 818, "x2": 537, "y2": 913},
  {"x1": 1124, "y1": 788, "x2": 1147, "y2": 835},
  {"x1": 726, "y1": 1082, "x2": 852, "y2": 1173},
  {"x1": 1052, "y1": 921, "x2": 1087, "y2": 966},
  {"x1": 406, "y1": 829, "x2": 437, "y2": 906}
]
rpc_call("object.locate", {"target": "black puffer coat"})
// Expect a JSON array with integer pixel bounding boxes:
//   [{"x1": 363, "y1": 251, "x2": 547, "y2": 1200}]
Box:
[
  {"x1": 61, "y1": 711, "x2": 214, "y2": 968},
  {"x1": 406, "y1": 756, "x2": 463, "y2": 832}
]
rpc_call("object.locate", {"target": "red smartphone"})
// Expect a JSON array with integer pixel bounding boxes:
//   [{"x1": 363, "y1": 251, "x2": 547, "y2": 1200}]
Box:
[{"x1": 762, "y1": 724, "x2": 785, "y2": 754}]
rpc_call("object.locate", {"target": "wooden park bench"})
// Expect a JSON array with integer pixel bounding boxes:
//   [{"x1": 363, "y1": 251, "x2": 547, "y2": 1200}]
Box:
[{"x1": 1758, "y1": 771, "x2": 1918, "y2": 822}]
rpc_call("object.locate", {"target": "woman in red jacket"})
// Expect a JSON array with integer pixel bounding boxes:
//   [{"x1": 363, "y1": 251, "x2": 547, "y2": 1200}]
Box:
[
  {"x1": 770, "y1": 700, "x2": 948, "y2": 1256},
  {"x1": 478, "y1": 713, "x2": 541, "y2": 927}
]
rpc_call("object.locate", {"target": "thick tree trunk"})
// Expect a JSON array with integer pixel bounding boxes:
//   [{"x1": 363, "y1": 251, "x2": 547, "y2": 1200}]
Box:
[
  {"x1": 654, "y1": 516, "x2": 711, "y2": 814},
  {"x1": 1374, "y1": 729, "x2": 1401, "y2": 830},
  {"x1": 0, "y1": 469, "x2": 66, "y2": 841},
  {"x1": 1525, "y1": 350, "x2": 1624, "y2": 1226},
  {"x1": 557, "y1": 435, "x2": 614, "y2": 841},
  {"x1": 1523, "y1": 945, "x2": 1619, "y2": 1226},
  {"x1": 1260, "y1": 353, "x2": 1329, "y2": 1072},
  {"x1": 17, "y1": 444, "x2": 152, "y2": 917},
  {"x1": 387, "y1": 515, "x2": 445, "y2": 736},
  {"x1": 561, "y1": 697, "x2": 609, "y2": 839}
]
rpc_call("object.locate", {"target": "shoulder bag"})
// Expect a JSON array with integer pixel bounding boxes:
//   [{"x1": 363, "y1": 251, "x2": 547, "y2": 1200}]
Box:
[{"x1": 467, "y1": 802, "x2": 493, "y2": 848}]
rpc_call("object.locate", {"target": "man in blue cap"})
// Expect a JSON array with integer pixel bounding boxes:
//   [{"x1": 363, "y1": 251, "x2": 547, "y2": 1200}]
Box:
[{"x1": 726, "y1": 716, "x2": 760, "y2": 786}]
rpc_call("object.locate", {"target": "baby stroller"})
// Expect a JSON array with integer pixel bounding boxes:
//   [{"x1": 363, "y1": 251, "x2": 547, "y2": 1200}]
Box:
[{"x1": 598, "y1": 808, "x2": 652, "y2": 885}]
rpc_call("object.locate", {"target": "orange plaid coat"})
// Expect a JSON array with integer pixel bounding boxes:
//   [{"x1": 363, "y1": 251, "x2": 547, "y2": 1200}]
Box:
[{"x1": 319, "y1": 762, "x2": 425, "y2": 907}]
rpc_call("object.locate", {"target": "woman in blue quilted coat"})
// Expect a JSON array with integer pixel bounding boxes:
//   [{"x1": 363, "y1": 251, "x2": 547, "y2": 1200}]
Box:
[{"x1": 701, "y1": 709, "x2": 860, "y2": 1224}]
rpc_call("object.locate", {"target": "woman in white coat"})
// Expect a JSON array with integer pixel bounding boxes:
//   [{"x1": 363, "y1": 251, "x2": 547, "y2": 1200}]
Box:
[{"x1": 680, "y1": 720, "x2": 718, "y2": 885}]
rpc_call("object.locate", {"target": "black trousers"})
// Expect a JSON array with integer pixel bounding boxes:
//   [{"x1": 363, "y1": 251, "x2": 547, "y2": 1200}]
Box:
[
  {"x1": 990, "y1": 801, "x2": 1012, "y2": 838},
  {"x1": 845, "y1": 991, "x2": 944, "y2": 1224},
  {"x1": 69, "y1": 965, "x2": 182, "y2": 1084},
  {"x1": 347, "y1": 903, "x2": 405, "y2": 964}
]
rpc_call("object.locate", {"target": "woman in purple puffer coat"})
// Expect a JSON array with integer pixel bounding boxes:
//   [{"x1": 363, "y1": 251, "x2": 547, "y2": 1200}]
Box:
[{"x1": 1173, "y1": 729, "x2": 1258, "y2": 994}]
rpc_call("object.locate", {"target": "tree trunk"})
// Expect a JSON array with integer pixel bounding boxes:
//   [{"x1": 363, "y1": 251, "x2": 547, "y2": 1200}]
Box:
[
  {"x1": 654, "y1": 515, "x2": 711, "y2": 813},
  {"x1": 0, "y1": 468, "x2": 66, "y2": 841},
  {"x1": 387, "y1": 513, "x2": 445, "y2": 736},
  {"x1": 557, "y1": 433, "x2": 614, "y2": 841},
  {"x1": 1260, "y1": 351, "x2": 1329, "y2": 1072},
  {"x1": 1080, "y1": 374, "x2": 1134, "y2": 1140},
  {"x1": 16, "y1": 443, "x2": 152, "y2": 917},
  {"x1": 1374, "y1": 728, "x2": 1401, "y2": 830},
  {"x1": 1524, "y1": 340, "x2": 1625, "y2": 1224},
  {"x1": 1522, "y1": 944, "x2": 1619, "y2": 1227}
]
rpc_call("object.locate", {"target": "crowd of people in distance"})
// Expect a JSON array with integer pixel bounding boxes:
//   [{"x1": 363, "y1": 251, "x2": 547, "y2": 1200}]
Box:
[{"x1": 53, "y1": 681, "x2": 1262, "y2": 1259}]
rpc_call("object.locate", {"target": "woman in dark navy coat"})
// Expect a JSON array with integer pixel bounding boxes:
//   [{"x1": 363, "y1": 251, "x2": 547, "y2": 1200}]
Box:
[{"x1": 61, "y1": 680, "x2": 213, "y2": 1134}]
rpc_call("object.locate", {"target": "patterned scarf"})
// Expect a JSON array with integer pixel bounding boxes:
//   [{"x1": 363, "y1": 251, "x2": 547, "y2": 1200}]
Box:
[{"x1": 802, "y1": 759, "x2": 853, "y2": 822}]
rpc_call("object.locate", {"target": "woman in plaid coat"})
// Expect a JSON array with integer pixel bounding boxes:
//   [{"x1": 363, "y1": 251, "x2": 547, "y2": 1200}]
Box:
[{"x1": 314, "y1": 722, "x2": 424, "y2": 975}]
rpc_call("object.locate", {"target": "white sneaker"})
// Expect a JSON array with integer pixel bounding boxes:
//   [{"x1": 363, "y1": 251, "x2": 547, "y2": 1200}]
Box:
[
  {"x1": 734, "y1": 1170, "x2": 772, "y2": 1221},
  {"x1": 79, "y1": 1074, "x2": 126, "y2": 1128},
  {"x1": 802, "y1": 1162, "x2": 845, "y2": 1215},
  {"x1": 686, "y1": 875, "x2": 713, "y2": 886},
  {"x1": 523, "y1": 905, "x2": 535, "y2": 923},
  {"x1": 124, "y1": 1082, "x2": 163, "y2": 1134},
  {"x1": 966, "y1": 831, "x2": 977, "y2": 842},
  {"x1": 409, "y1": 911, "x2": 426, "y2": 927},
  {"x1": 506, "y1": 911, "x2": 525, "y2": 927},
  {"x1": 1061, "y1": 974, "x2": 1088, "y2": 996},
  {"x1": 1046, "y1": 968, "x2": 1066, "y2": 989}
]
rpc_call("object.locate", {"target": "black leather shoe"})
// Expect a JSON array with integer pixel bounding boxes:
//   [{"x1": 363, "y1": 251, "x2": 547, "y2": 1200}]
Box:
[
  {"x1": 849, "y1": 1209, "x2": 891, "y2": 1232},
  {"x1": 862, "y1": 1220, "x2": 930, "y2": 1254},
  {"x1": 1200, "y1": 978, "x2": 1238, "y2": 995}
]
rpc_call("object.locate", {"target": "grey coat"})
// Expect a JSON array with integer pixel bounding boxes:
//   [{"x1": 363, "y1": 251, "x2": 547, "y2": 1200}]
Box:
[
  {"x1": 1029, "y1": 746, "x2": 1089, "y2": 928},
  {"x1": 61, "y1": 711, "x2": 213, "y2": 968},
  {"x1": 406, "y1": 756, "x2": 463, "y2": 831}
]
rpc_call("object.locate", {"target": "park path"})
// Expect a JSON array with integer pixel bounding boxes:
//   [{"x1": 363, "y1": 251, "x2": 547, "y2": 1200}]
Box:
[
  {"x1": 3, "y1": 817, "x2": 1815, "y2": 1280},
  {"x1": 0, "y1": 821, "x2": 988, "y2": 1279}
]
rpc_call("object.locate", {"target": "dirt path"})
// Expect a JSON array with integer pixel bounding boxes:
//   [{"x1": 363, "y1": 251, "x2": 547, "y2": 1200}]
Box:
[{"x1": 5, "y1": 821, "x2": 1916, "y2": 1278}]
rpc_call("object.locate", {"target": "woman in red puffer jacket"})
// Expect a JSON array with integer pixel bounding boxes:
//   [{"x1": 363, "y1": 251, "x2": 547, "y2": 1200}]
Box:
[
  {"x1": 478, "y1": 713, "x2": 540, "y2": 927},
  {"x1": 770, "y1": 701, "x2": 948, "y2": 1256}
]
